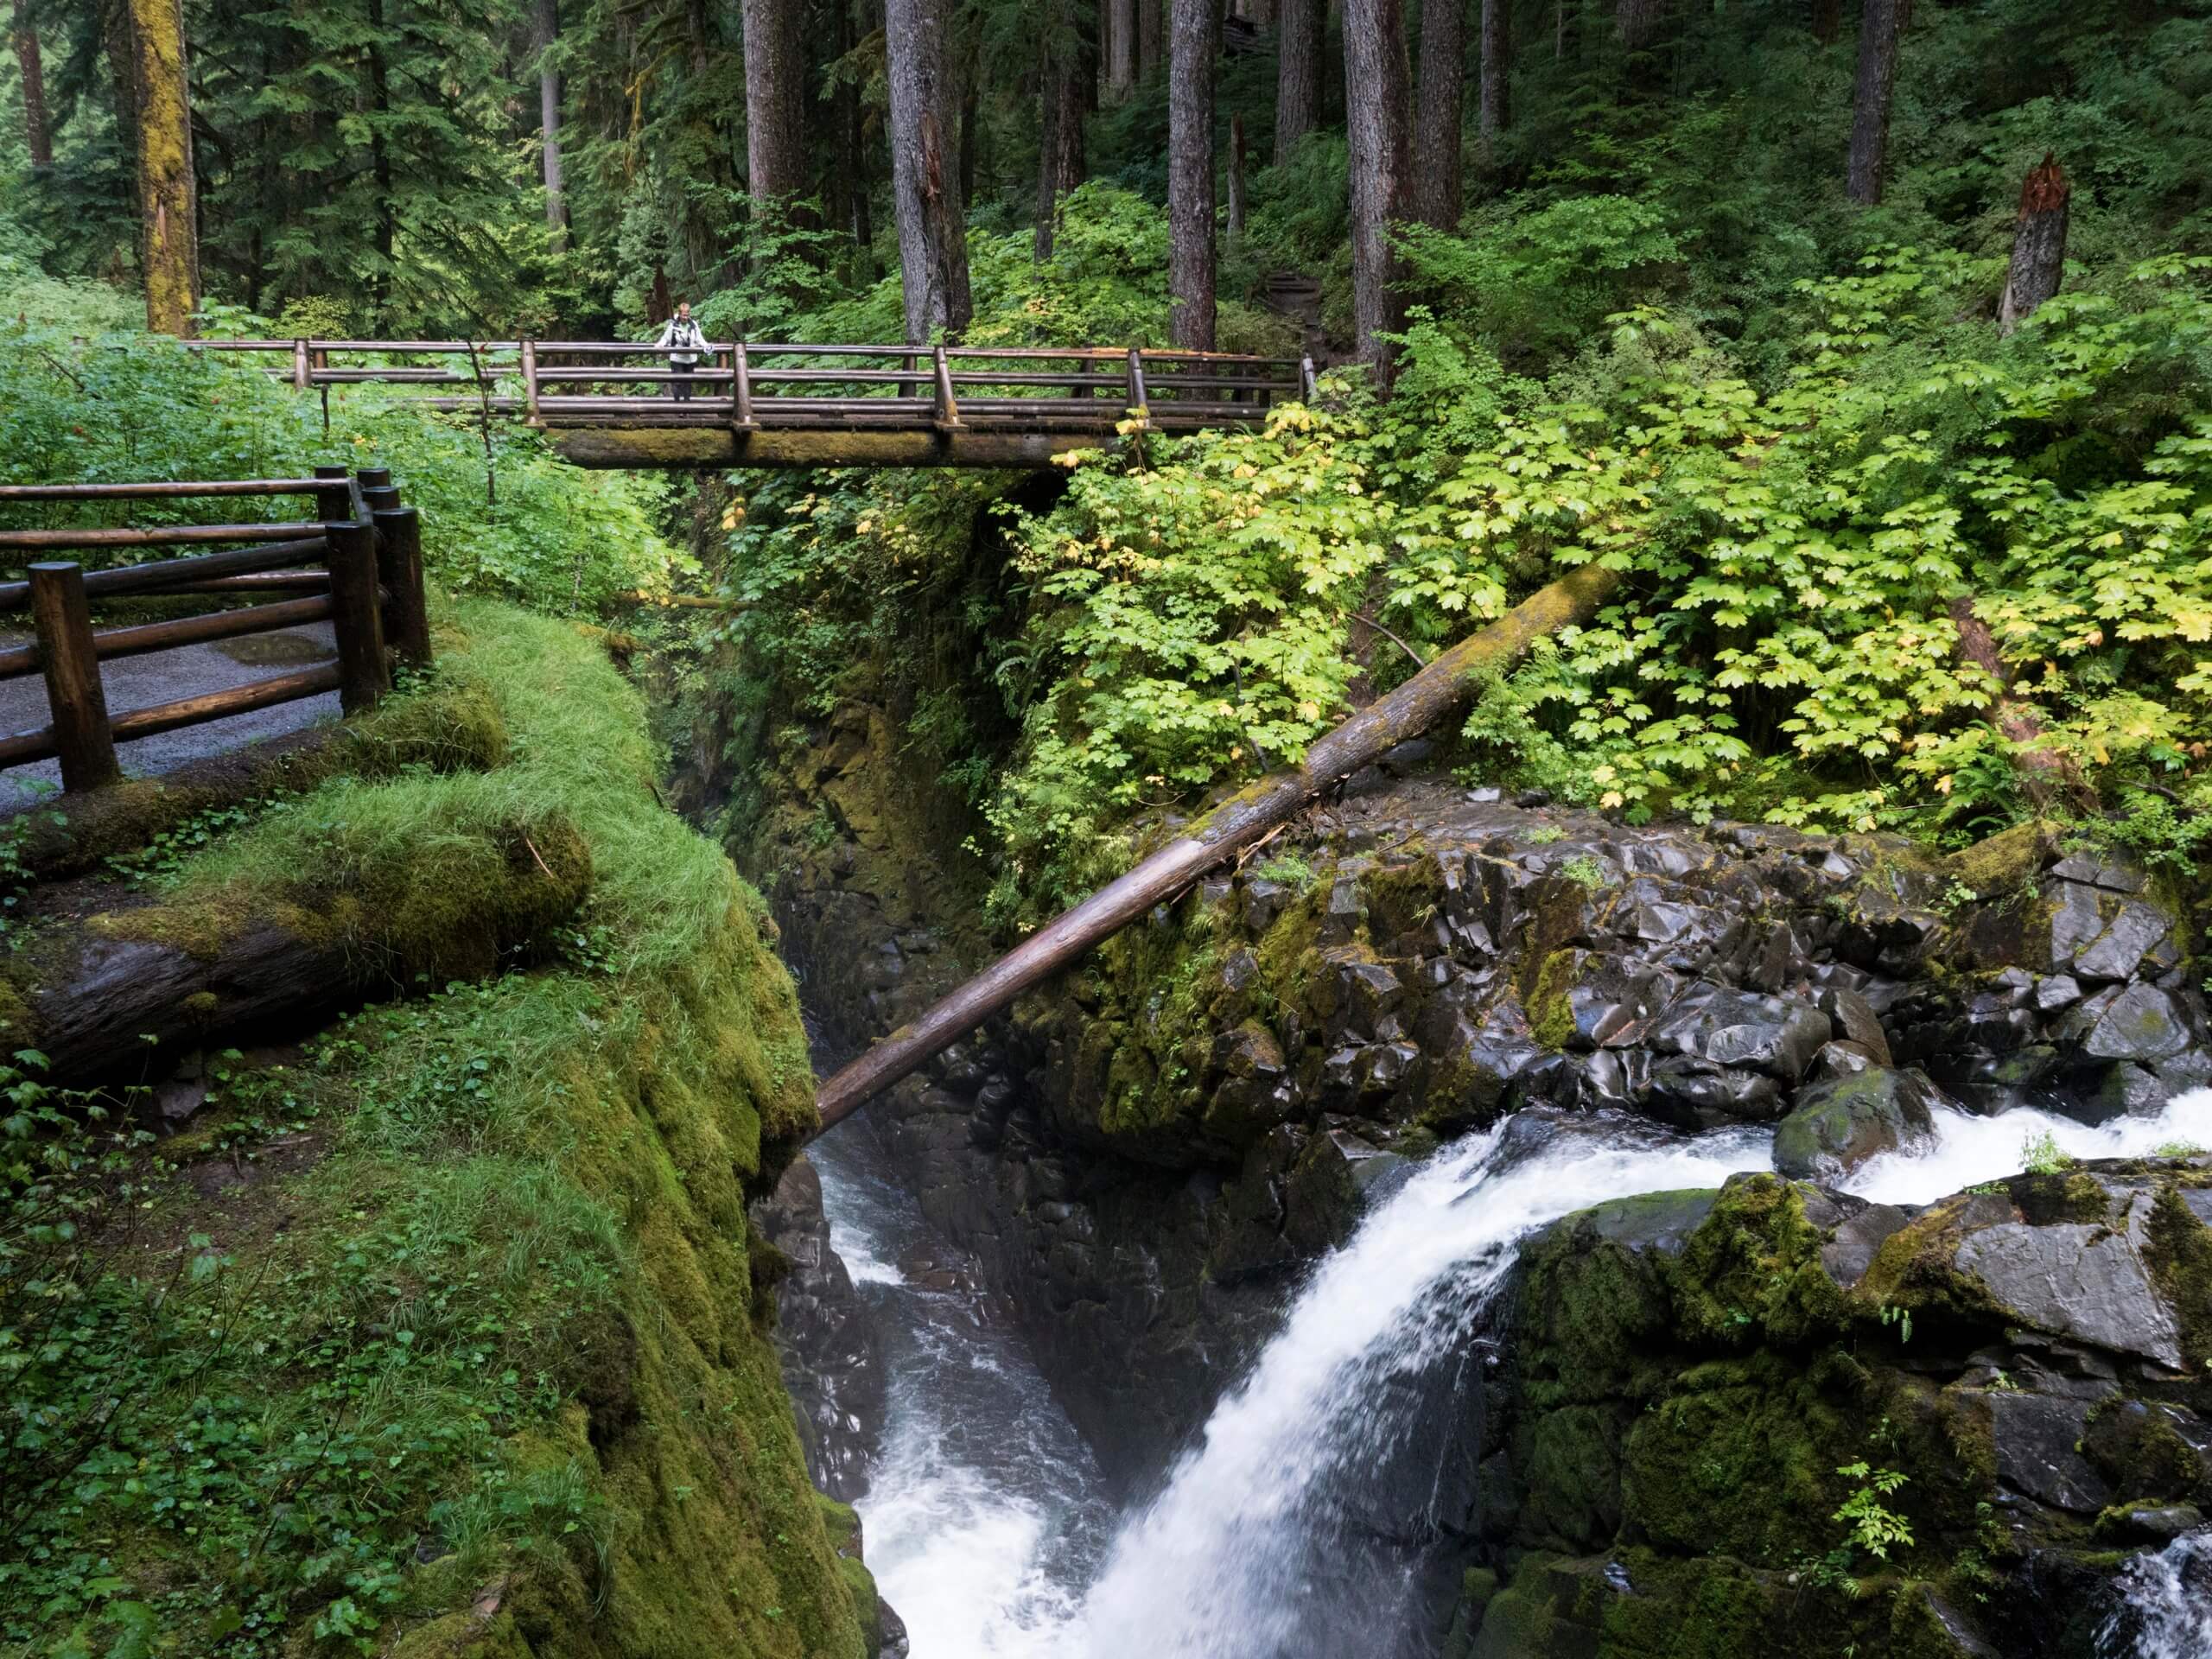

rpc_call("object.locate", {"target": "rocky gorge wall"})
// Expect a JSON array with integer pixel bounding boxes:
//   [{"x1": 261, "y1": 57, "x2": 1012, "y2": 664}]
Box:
[{"x1": 712, "y1": 674, "x2": 2209, "y2": 1653}]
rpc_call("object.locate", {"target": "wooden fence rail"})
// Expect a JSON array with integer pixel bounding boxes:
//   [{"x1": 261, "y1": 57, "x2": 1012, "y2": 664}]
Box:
[
  {"x1": 190, "y1": 338, "x2": 1320, "y2": 438},
  {"x1": 0, "y1": 468, "x2": 431, "y2": 792}
]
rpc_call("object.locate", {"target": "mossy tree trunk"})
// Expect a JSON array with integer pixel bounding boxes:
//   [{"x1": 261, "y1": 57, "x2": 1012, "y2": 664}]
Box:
[
  {"x1": 125, "y1": 0, "x2": 198, "y2": 335},
  {"x1": 811, "y1": 560, "x2": 1626, "y2": 1131},
  {"x1": 1948, "y1": 594, "x2": 2098, "y2": 815}
]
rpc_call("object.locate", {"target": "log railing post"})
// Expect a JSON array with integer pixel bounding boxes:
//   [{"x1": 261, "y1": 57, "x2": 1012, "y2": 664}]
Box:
[
  {"x1": 29, "y1": 562, "x2": 120, "y2": 792},
  {"x1": 1301, "y1": 354, "x2": 1319, "y2": 402},
  {"x1": 1127, "y1": 346, "x2": 1150, "y2": 427},
  {"x1": 355, "y1": 465, "x2": 398, "y2": 513},
  {"x1": 733, "y1": 342, "x2": 754, "y2": 429},
  {"x1": 312, "y1": 463, "x2": 353, "y2": 528},
  {"x1": 292, "y1": 339, "x2": 310, "y2": 391},
  {"x1": 932, "y1": 345, "x2": 962, "y2": 431},
  {"x1": 324, "y1": 512, "x2": 389, "y2": 715},
  {"x1": 369, "y1": 498, "x2": 431, "y2": 671},
  {"x1": 520, "y1": 338, "x2": 542, "y2": 422}
]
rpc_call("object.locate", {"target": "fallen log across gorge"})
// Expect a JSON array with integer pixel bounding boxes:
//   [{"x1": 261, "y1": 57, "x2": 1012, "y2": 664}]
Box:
[{"x1": 810, "y1": 559, "x2": 1625, "y2": 1134}]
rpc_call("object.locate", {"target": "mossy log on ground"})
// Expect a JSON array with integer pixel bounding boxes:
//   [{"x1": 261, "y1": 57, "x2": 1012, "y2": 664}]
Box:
[
  {"x1": 7, "y1": 805, "x2": 589, "y2": 1080},
  {"x1": 812, "y1": 559, "x2": 1624, "y2": 1128}
]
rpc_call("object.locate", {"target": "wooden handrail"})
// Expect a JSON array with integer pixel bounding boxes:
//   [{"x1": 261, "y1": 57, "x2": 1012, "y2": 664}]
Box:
[
  {"x1": 1, "y1": 468, "x2": 431, "y2": 790},
  {"x1": 0, "y1": 479, "x2": 329, "y2": 500}
]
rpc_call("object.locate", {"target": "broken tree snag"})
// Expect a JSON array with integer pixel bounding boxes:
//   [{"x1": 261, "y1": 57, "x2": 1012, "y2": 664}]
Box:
[
  {"x1": 1998, "y1": 154, "x2": 2069, "y2": 334},
  {"x1": 810, "y1": 560, "x2": 1625, "y2": 1132},
  {"x1": 1948, "y1": 594, "x2": 2097, "y2": 815}
]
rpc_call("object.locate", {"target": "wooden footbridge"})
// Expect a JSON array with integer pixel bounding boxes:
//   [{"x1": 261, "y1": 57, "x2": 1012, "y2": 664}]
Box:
[{"x1": 198, "y1": 340, "x2": 1316, "y2": 468}]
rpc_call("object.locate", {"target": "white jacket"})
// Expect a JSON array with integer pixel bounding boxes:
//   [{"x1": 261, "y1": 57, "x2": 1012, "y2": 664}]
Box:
[{"x1": 654, "y1": 317, "x2": 707, "y2": 364}]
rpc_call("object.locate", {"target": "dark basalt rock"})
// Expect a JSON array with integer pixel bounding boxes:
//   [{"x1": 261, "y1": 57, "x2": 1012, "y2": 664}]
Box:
[
  {"x1": 752, "y1": 1154, "x2": 885, "y2": 1503},
  {"x1": 1456, "y1": 1160, "x2": 2212, "y2": 1656},
  {"x1": 738, "y1": 737, "x2": 2208, "y2": 1505},
  {"x1": 1771, "y1": 1065, "x2": 1943, "y2": 1179}
]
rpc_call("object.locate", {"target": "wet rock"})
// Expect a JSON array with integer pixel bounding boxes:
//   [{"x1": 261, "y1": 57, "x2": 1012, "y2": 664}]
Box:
[
  {"x1": 1988, "y1": 1392, "x2": 2110, "y2": 1514},
  {"x1": 2074, "y1": 899, "x2": 2173, "y2": 983},
  {"x1": 1817, "y1": 985, "x2": 1894, "y2": 1065},
  {"x1": 2050, "y1": 851, "x2": 2147, "y2": 894},
  {"x1": 1649, "y1": 986, "x2": 1829, "y2": 1079},
  {"x1": 2080, "y1": 983, "x2": 2194, "y2": 1064},
  {"x1": 1647, "y1": 1056, "x2": 1783, "y2": 1123},
  {"x1": 1772, "y1": 1065, "x2": 1942, "y2": 1179},
  {"x1": 1379, "y1": 737, "x2": 1435, "y2": 776},
  {"x1": 1809, "y1": 1039, "x2": 1881, "y2": 1082},
  {"x1": 753, "y1": 1155, "x2": 884, "y2": 1502},
  {"x1": 1955, "y1": 1220, "x2": 2183, "y2": 1370}
]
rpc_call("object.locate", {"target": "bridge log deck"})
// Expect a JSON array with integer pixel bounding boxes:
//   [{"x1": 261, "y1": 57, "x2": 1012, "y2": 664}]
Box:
[{"x1": 195, "y1": 338, "x2": 1320, "y2": 468}]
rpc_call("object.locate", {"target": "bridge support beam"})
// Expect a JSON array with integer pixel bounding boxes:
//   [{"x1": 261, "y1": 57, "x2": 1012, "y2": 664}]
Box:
[{"x1": 548, "y1": 424, "x2": 1124, "y2": 471}]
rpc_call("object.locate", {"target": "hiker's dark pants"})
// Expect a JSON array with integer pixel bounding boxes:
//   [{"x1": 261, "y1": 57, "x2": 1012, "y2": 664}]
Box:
[{"x1": 669, "y1": 361, "x2": 695, "y2": 400}]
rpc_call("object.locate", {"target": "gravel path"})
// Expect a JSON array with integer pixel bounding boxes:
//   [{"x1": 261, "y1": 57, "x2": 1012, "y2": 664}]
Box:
[{"x1": 0, "y1": 622, "x2": 342, "y2": 810}]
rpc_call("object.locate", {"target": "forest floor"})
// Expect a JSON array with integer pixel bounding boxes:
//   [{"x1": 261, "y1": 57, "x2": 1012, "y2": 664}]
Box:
[{"x1": 0, "y1": 620, "x2": 341, "y2": 807}]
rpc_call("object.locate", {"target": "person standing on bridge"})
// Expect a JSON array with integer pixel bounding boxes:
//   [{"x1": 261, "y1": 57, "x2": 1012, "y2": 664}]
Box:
[{"x1": 653, "y1": 302, "x2": 707, "y2": 401}]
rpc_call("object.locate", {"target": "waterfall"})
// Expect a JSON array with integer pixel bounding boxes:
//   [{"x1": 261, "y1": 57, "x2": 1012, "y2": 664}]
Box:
[
  {"x1": 1071, "y1": 1112, "x2": 1772, "y2": 1659},
  {"x1": 2100, "y1": 1532, "x2": 2212, "y2": 1658}
]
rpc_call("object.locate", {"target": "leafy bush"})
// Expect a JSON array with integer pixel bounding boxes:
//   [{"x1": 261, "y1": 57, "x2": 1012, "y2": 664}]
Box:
[{"x1": 0, "y1": 285, "x2": 690, "y2": 615}]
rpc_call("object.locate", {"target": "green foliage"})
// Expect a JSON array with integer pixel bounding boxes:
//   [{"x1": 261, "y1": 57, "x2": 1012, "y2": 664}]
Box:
[
  {"x1": 0, "y1": 600, "x2": 846, "y2": 1654},
  {"x1": 2020, "y1": 1128, "x2": 2077, "y2": 1174},
  {"x1": 1832, "y1": 1463, "x2": 1916, "y2": 1563},
  {"x1": 0, "y1": 300, "x2": 690, "y2": 615}
]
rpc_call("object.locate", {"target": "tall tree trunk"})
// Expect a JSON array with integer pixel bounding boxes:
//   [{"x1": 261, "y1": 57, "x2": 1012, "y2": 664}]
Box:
[
  {"x1": 1274, "y1": 0, "x2": 1321, "y2": 162},
  {"x1": 365, "y1": 0, "x2": 396, "y2": 307},
  {"x1": 1845, "y1": 0, "x2": 1903, "y2": 205},
  {"x1": 1108, "y1": 0, "x2": 1137, "y2": 97},
  {"x1": 533, "y1": 0, "x2": 567, "y2": 251},
  {"x1": 1139, "y1": 0, "x2": 1164, "y2": 78},
  {"x1": 834, "y1": 0, "x2": 874, "y2": 272},
  {"x1": 124, "y1": 0, "x2": 197, "y2": 335},
  {"x1": 1227, "y1": 110, "x2": 1247, "y2": 243},
  {"x1": 1998, "y1": 154, "x2": 2069, "y2": 334},
  {"x1": 1166, "y1": 0, "x2": 1217, "y2": 349},
  {"x1": 1478, "y1": 0, "x2": 1508, "y2": 164},
  {"x1": 104, "y1": 2, "x2": 143, "y2": 244},
  {"x1": 1344, "y1": 0, "x2": 1411, "y2": 383},
  {"x1": 11, "y1": 0, "x2": 50, "y2": 168},
  {"x1": 1412, "y1": 0, "x2": 1465, "y2": 228},
  {"x1": 1615, "y1": 0, "x2": 1665, "y2": 48},
  {"x1": 886, "y1": 0, "x2": 972, "y2": 341},
  {"x1": 743, "y1": 0, "x2": 809, "y2": 208},
  {"x1": 1034, "y1": 9, "x2": 1090, "y2": 260}
]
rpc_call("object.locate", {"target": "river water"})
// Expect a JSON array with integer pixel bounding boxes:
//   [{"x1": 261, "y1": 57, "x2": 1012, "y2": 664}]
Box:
[{"x1": 811, "y1": 1089, "x2": 2212, "y2": 1658}]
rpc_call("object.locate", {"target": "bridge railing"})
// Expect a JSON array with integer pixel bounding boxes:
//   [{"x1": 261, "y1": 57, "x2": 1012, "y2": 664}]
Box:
[
  {"x1": 0, "y1": 469, "x2": 431, "y2": 792},
  {"x1": 195, "y1": 339, "x2": 1319, "y2": 434}
]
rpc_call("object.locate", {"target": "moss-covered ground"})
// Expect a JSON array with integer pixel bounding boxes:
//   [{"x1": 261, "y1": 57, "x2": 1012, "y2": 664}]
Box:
[{"x1": 0, "y1": 600, "x2": 870, "y2": 1658}]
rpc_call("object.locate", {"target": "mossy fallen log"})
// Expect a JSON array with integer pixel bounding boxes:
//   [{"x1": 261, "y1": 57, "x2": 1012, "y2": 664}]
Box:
[
  {"x1": 5, "y1": 807, "x2": 589, "y2": 1084},
  {"x1": 811, "y1": 559, "x2": 1624, "y2": 1132}
]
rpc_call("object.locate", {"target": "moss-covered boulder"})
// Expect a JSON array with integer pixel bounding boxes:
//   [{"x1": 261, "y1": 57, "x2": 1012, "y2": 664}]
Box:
[
  {"x1": 1451, "y1": 1160, "x2": 2212, "y2": 1657},
  {"x1": 1772, "y1": 1066, "x2": 1944, "y2": 1179}
]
